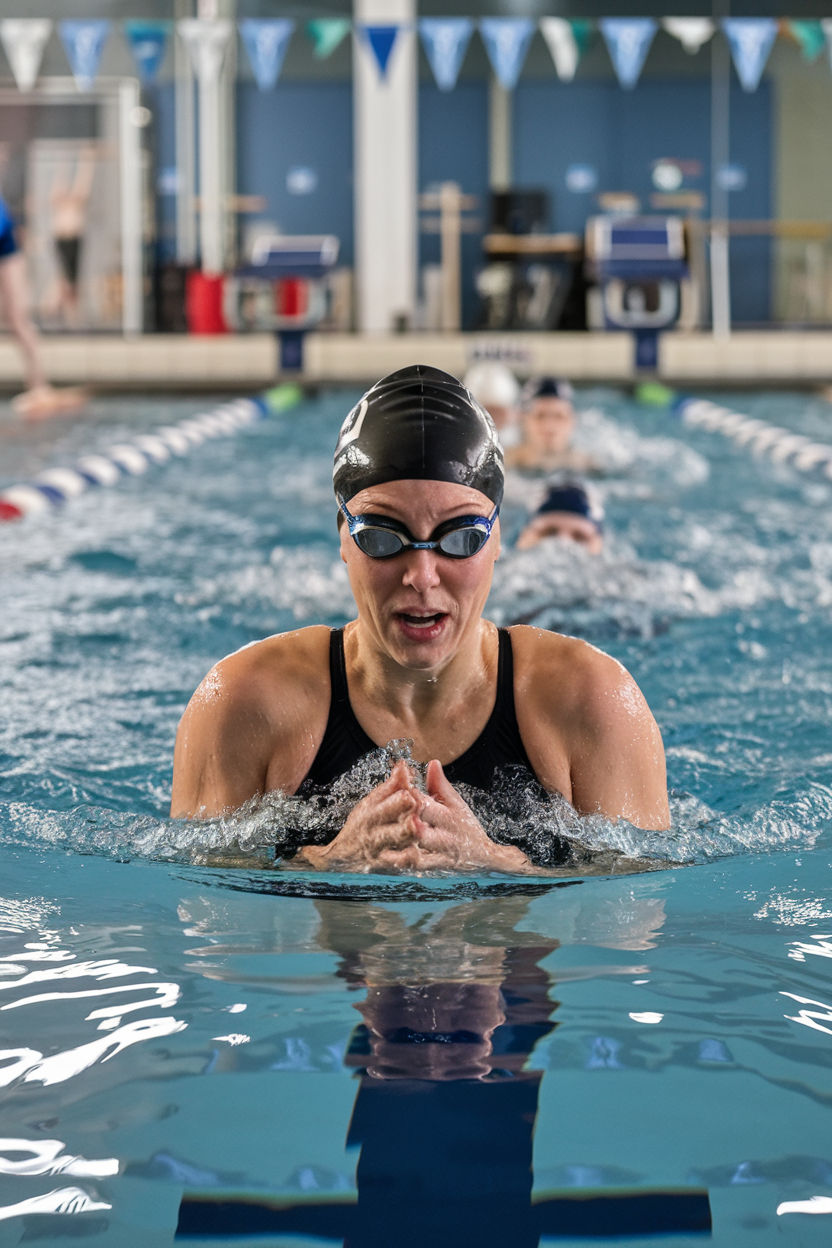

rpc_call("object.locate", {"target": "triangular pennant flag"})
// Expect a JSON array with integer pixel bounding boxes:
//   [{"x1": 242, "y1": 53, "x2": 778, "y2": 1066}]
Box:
[
  {"x1": 0, "y1": 19, "x2": 52, "y2": 92},
  {"x1": 721, "y1": 18, "x2": 778, "y2": 92},
  {"x1": 361, "y1": 25, "x2": 399, "y2": 78},
  {"x1": 123, "y1": 21, "x2": 170, "y2": 86},
  {"x1": 306, "y1": 19, "x2": 351, "y2": 60},
  {"x1": 661, "y1": 18, "x2": 715, "y2": 55},
  {"x1": 540, "y1": 17, "x2": 581, "y2": 81},
  {"x1": 570, "y1": 20, "x2": 594, "y2": 57},
  {"x1": 419, "y1": 18, "x2": 473, "y2": 91},
  {"x1": 239, "y1": 19, "x2": 294, "y2": 91},
  {"x1": 822, "y1": 20, "x2": 832, "y2": 72},
  {"x1": 59, "y1": 20, "x2": 111, "y2": 92},
  {"x1": 784, "y1": 19, "x2": 825, "y2": 62},
  {"x1": 479, "y1": 18, "x2": 535, "y2": 90},
  {"x1": 178, "y1": 19, "x2": 233, "y2": 85},
  {"x1": 600, "y1": 18, "x2": 657, "y2": 89}
]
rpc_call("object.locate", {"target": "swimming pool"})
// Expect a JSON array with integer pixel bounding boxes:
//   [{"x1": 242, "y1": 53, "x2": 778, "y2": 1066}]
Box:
[{"x1": 1, "y1": 387, "x2": 831, "y2": 1244}]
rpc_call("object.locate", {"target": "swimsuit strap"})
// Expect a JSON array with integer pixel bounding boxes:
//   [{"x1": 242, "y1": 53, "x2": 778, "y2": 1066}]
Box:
[{"x1": 443, "y1": 628, "x2": 534, "y2": 789}]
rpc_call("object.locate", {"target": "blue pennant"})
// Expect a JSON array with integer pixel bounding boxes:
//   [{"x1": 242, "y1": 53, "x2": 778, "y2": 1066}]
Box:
[
  {"x1": 362, "y1": 25, "x2": 399, "y2": 78},
  {"x1": 721, "y1": 18, "x2": 778, "y2": 92},
  {"x1": 239, "y1": 19, "x2": 295, "y2": 91},
  {"x1": 600, "y1": 18, "x2": 657, "y2": 89},
  {"x1": 59, "y1": 19, "x2": 111, "y2": 92},
  {"x1": 124, "y1": 21, "x2": 170, "y2": 87},
  {"x1": 419, "y1": 18, "x2": 473, "y2": 91},
  {"x1": 479, "y1": 18, "x2": 534, "y2": 90}
]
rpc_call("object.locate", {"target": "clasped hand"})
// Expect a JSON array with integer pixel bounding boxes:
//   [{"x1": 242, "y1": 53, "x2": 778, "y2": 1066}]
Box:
[{"x1": 298, "y1": 760, "x2": 533, "y2": 875}]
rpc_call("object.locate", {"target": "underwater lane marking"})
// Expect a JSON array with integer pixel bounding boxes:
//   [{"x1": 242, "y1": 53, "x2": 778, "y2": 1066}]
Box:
[
  {"x1": 676, "y1": 396, "x2": 832, "y2": 476},
  {"x1": 780, "y1": 991, "x2": 832, "y2": 1037},
  {"x1": 0, "y1": 390, "x2": 294, "y2": 522},
  {"x1": 0, "y1": 1187, "x2": 112, "y2": 1221},
  {"x1": 777, "y1": 1196, "x2": 832, "y2": 1215}
]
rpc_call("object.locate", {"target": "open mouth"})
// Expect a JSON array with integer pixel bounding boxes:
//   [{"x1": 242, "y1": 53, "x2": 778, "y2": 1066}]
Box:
[{"x1": 395, "y1": 611, "x2": 449, "y2": 640}]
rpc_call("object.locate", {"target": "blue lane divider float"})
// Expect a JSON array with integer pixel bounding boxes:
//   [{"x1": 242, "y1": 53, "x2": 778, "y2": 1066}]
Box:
[
  {"x1": 0, "y1": 386, "x2": 301, "y2": 524},
  {"x1": 673, "y1": 396, "x2": 832, "y2": 477}
]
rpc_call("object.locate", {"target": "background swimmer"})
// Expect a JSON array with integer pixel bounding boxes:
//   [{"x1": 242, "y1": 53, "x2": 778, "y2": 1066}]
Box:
[
  {"x1": 462, "y1": 360, "x2": 521, "y2": 448},
  {"x1": 506, "y1": 377, "x2": 598, "y2": 475},
  {"x1": 517, "y1": 482, "x2": 604, "y2": 555}
]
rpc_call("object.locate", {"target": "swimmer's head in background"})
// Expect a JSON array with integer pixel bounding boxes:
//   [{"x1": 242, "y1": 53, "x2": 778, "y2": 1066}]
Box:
[
  {"x1": 462, "y1": 361, "x2": 520, "y2": 411},
  {"x1": 522, "y1": 376, "x2": 574, "y2": 406},
  {"x1": 333, "y1": 364, "x2": 504, "y2": 509},
  {"x1": 537, "y1": 482, "x2": 604, "y2": 532}
]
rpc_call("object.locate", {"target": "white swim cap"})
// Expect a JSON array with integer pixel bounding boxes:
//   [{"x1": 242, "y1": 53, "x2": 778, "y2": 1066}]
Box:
[{"x1": 462, "y1": 362, "x2": 520, "y2": 410}]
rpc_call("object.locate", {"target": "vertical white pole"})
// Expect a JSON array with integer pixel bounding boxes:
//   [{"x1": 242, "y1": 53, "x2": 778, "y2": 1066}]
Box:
[
  {"x1": 439, "y1": 181, "x2": 461, "y2": 331},
  {"x1": 489, "y1": 75, "x2": 511, "y2": 191},
  {"x1": 710, "y1": 21, "x2": 731, "y2": 337},
  {"x1": 199, "y1": 61, "x2": 223, "y2": 273},
  {"x1": 119, "y1": 78, "x2": 143, "y2": 334},
  {"x1": 353, "y1": 0, "x2": 417, "y2": 333},
  {"x1": 175, "y1": 3, "x2": 197, "y2": 266}
]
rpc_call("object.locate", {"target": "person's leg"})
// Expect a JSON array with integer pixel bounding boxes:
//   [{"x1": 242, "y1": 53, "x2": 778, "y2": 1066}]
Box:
[{"x1": 0, "y1": 252, "x2": 47, "y2": 390}]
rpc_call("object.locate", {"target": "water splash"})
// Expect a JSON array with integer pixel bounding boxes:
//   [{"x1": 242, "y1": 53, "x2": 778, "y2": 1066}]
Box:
[{"x1": 2, "y1": 740, "x2": 826, "y2": 879}]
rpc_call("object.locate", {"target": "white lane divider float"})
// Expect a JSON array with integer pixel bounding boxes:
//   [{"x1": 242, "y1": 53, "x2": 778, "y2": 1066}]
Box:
[
  {"x1": 676, "y1": 397, "x2": 832, "y2": 477},
  {"x1": 0, "y1": 395, "x2": 270, "y2": 523}
]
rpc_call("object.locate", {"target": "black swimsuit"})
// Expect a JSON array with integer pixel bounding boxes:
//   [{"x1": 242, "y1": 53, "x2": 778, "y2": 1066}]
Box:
[{"x1": 302, "y1": 627, "x2": 536, "y2": 792}]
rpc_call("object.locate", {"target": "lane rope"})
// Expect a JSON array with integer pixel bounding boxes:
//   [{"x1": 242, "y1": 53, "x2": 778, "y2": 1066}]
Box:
[
  {"x1": 0, "y1": 386, "x2": 301, "y2": 523},
  {"x1": 673, "y1": 396, "x2": 832, "y2": 478}
]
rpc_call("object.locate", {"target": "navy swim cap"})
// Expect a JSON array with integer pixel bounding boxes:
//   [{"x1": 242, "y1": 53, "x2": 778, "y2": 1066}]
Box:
[
  {"x1": 522, "y1": 376, "x2": 574, "y2": 404},
  {"x1": 333, "y1": 364, "x2": 504, "y2": 508},
  {"x1": 537, "y1": 482, "x2": 604, "y2": 531}
]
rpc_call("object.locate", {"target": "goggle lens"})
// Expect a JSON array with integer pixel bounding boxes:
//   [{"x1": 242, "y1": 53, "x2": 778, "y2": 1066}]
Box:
[
  {"x1": 437, "y1": 526, "x2": 488, "y2": 558},
  {"x1": 354, "y1": 527, "x2": 406, "y2": 558}
]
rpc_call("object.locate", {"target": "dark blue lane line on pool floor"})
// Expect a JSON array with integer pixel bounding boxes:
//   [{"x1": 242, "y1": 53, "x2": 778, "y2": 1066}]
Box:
[{"x1": 175, "y1": 1188, "x2": 713, "y2": 1241}]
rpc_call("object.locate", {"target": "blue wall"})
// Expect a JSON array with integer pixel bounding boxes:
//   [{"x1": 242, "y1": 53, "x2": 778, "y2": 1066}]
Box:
[
  {"x1": 514, "y1": 78, "x2": 772, "y2": 324},
  {"x1": 153, "y1": 74, "x2": 773, "y2": 326},
  {"x1": 236, "y1": 82, "x2": 354, "y2": 265}
]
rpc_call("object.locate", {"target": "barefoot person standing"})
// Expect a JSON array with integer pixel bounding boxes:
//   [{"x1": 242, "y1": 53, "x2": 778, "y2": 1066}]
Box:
[
  {"x1": 0, "y1": 195, "x2": 86, "y2": 419},
  {"x1": 172, "y1": 366, "x2": 668, "y2": 872}
]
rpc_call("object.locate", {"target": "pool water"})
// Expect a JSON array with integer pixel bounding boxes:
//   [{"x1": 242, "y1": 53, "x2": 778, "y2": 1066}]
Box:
[{"x1": 1, "y1": 388, "x2": 832, "y2": 1245}]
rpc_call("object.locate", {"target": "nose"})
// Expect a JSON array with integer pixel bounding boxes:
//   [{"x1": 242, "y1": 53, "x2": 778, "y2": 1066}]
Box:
[{"x1": 401, "y1": 549, "x2": 442, "y2": 593}]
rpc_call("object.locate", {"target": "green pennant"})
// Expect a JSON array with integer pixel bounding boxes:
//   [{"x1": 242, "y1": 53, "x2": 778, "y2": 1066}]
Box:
[
  {"x1": 306, "y1": 18, "x2": 351, "y2": 59},
  {"x1": 569, "y1": 19, "x2": 594, "y2": 56},
  {"x1": 785, "y1": 19, "x2": 825, "y2": 62}
]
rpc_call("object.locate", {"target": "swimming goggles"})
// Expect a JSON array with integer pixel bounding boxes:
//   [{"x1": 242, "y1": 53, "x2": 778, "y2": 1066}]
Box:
[{"x1": 339, "y1": 501, "x2": 498, "y2": 560}]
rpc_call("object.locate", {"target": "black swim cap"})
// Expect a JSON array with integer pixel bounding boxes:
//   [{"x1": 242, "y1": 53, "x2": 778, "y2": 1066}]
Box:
[{"x1": 333, "y1": 364, "x2": 504, "y2": 509}]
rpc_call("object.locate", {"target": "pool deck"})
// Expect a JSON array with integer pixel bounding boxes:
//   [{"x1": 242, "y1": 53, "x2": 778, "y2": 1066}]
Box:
[{"x1": 1, "y1": 330, "x2": 831, "y2": 391}]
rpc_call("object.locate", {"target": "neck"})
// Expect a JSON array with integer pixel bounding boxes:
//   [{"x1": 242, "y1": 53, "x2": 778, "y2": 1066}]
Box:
[{"x1": 345, "y1": 618, "x2": 497, "y2": 720}]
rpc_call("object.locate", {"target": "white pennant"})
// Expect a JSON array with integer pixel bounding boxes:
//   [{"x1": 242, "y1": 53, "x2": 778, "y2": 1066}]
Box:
[
  {"x1": 0, "y1": 19, "x2": 52, "y2": 92},
  {"x1": 820, "y1": 19, "x2": 832, "y2": 73},
  {"x1": 661, "y1": 18, "x2": 715, "y2": 56},
  {"x1": 178, "y1": 18, "x2": 233, "y2": 85},
  {"x1": 539, "y1": 18, "x2": 579, "y2": 82}
]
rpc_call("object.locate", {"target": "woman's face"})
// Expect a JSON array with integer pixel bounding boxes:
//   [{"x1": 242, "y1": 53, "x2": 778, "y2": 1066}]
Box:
[{"x1": 340, "y1": 479, "x2": 500, "y2": 672}]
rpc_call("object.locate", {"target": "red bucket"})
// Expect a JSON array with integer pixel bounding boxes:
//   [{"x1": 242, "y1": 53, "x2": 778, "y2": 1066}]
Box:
[{"x1": 186, "y1": 272, "x2": 227, "y2": 334}]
